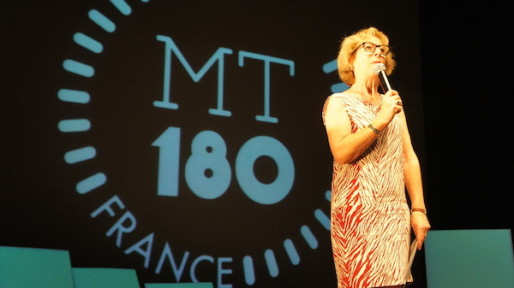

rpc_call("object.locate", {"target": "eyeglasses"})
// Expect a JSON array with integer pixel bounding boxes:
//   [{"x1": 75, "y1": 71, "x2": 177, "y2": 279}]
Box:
[{"x1": 355, "y1": 42, "x2": 390, "y2": 57}]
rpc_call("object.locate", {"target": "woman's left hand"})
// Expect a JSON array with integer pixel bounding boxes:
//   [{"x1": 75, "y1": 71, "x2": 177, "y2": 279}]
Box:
[{"x1": 411, "y1": 212, "x2": 431, "y2": 250}]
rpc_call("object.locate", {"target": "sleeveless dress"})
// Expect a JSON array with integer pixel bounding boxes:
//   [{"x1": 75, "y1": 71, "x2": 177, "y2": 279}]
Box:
[{"x1": 322, "y1": 92, "x2": 412, "y2": 288}]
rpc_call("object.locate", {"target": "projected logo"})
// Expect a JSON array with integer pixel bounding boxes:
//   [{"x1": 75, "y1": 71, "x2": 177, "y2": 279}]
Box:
[{"x1": 57, "y1": 1, "x2": 336, "y2": 287}]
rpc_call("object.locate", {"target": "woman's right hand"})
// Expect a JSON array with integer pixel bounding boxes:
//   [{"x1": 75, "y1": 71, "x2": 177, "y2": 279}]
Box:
[{"x1": 377, "y1": 89, "x2": 403, "y2": 123}]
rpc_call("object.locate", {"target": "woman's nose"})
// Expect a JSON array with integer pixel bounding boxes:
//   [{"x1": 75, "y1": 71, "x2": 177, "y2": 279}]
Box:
[{"x1": 373, "y1": 47, "x2": 384, "y2": 57}]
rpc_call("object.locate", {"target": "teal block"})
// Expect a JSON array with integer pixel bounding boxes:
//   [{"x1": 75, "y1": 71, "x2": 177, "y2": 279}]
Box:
[
  {"x1": 72, "y1": 268, "x2": 140, "y2": 288},
  {"x1": 144, "y1": 283, "x2": 214, "y2": 288},
  {"x1": 425, "y1": 229, "x2": 514, "y2": 288},
  {"x1": 0, "y1": 246, "x2": 74, "y2": 288}
]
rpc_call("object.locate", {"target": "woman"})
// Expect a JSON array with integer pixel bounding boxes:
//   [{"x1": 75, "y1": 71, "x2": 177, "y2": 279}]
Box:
[{"x1": 322, "y1": 26, "x2": 431, "y2": 288}]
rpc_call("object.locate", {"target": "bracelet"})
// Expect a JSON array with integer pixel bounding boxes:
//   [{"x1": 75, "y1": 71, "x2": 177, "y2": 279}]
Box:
[
  {"x1": 368, "y1": 123, "x2": 380, "y2": 135},
  {"x1": 411, "y1": 208, "x2": 427, "y2": 215}
]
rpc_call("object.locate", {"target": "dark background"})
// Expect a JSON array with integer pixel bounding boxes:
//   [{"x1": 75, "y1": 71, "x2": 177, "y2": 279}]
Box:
[
  {"x1": 2, "y1": 1, "x2": 513, "y2": 288},
  {"x1": 420, "y1": 1, "x2": 513, "y2": 234}
]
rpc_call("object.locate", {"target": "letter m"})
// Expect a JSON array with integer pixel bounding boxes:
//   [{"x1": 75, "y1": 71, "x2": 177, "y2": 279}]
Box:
[{"x1": 154, "y1": 35, "x2": 233, "y2": 116}]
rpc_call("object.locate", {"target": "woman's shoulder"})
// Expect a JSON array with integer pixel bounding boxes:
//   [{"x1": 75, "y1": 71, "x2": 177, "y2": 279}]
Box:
[
  {"x1": 330, "y1": 91, "x2": 349, "y2": 98},
  {"x1": 326, "y1": 91, "x2": 358, "y2": 105},
  {"x1": 323, "y1": 92, "x2": 353, "y2": 116}
]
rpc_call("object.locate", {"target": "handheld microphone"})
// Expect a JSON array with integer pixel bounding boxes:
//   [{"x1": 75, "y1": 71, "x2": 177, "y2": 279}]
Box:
[{"x1": 373, "y1": 63, "x2": 392, "y2": 93}]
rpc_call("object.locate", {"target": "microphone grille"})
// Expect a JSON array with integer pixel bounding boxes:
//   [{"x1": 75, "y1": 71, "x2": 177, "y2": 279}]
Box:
[{"x1": 373, "y1": 63, "x2": 386, "y2": 74}]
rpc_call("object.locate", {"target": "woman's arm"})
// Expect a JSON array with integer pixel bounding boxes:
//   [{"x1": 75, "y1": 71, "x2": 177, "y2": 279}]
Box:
[
  {"x1": 399, "y1": 110, "x2": 431, "y2": 249},
  {"x1": 324, "y1": 96, "x2": 381, "y2": 163}
]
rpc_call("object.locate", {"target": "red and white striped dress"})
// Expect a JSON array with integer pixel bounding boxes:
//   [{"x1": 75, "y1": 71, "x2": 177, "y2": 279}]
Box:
[{"x1": 322, "y1": 92, "x2": 412, "y2": 288}]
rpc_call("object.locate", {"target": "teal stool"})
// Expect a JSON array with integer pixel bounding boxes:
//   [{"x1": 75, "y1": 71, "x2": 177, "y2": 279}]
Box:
[
  {"x1": 0, "y1": 246, "x2": 74, "y2": 288},
  {"x1": 72, "y1": 268, "x2": 140, "y2": 288},
  {"x1": 425, "y1": 229, "x2": 514, "y2": 288}
]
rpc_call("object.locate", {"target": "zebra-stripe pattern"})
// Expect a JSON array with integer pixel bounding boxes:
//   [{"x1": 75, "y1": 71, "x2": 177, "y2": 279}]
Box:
[{"x1": 323, "y1": 93, "x2": 412, "y2": 288}]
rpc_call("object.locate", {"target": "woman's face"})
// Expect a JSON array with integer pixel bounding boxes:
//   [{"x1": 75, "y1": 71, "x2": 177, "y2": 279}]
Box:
[{"x1": 352, "y1": 36, "x2": 387, "y2": 81}]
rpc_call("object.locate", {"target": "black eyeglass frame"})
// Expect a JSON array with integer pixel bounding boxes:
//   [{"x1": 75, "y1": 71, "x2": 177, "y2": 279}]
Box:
[{"x1": 353, "y1": 42, "x2": 390, "y2": 57}]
